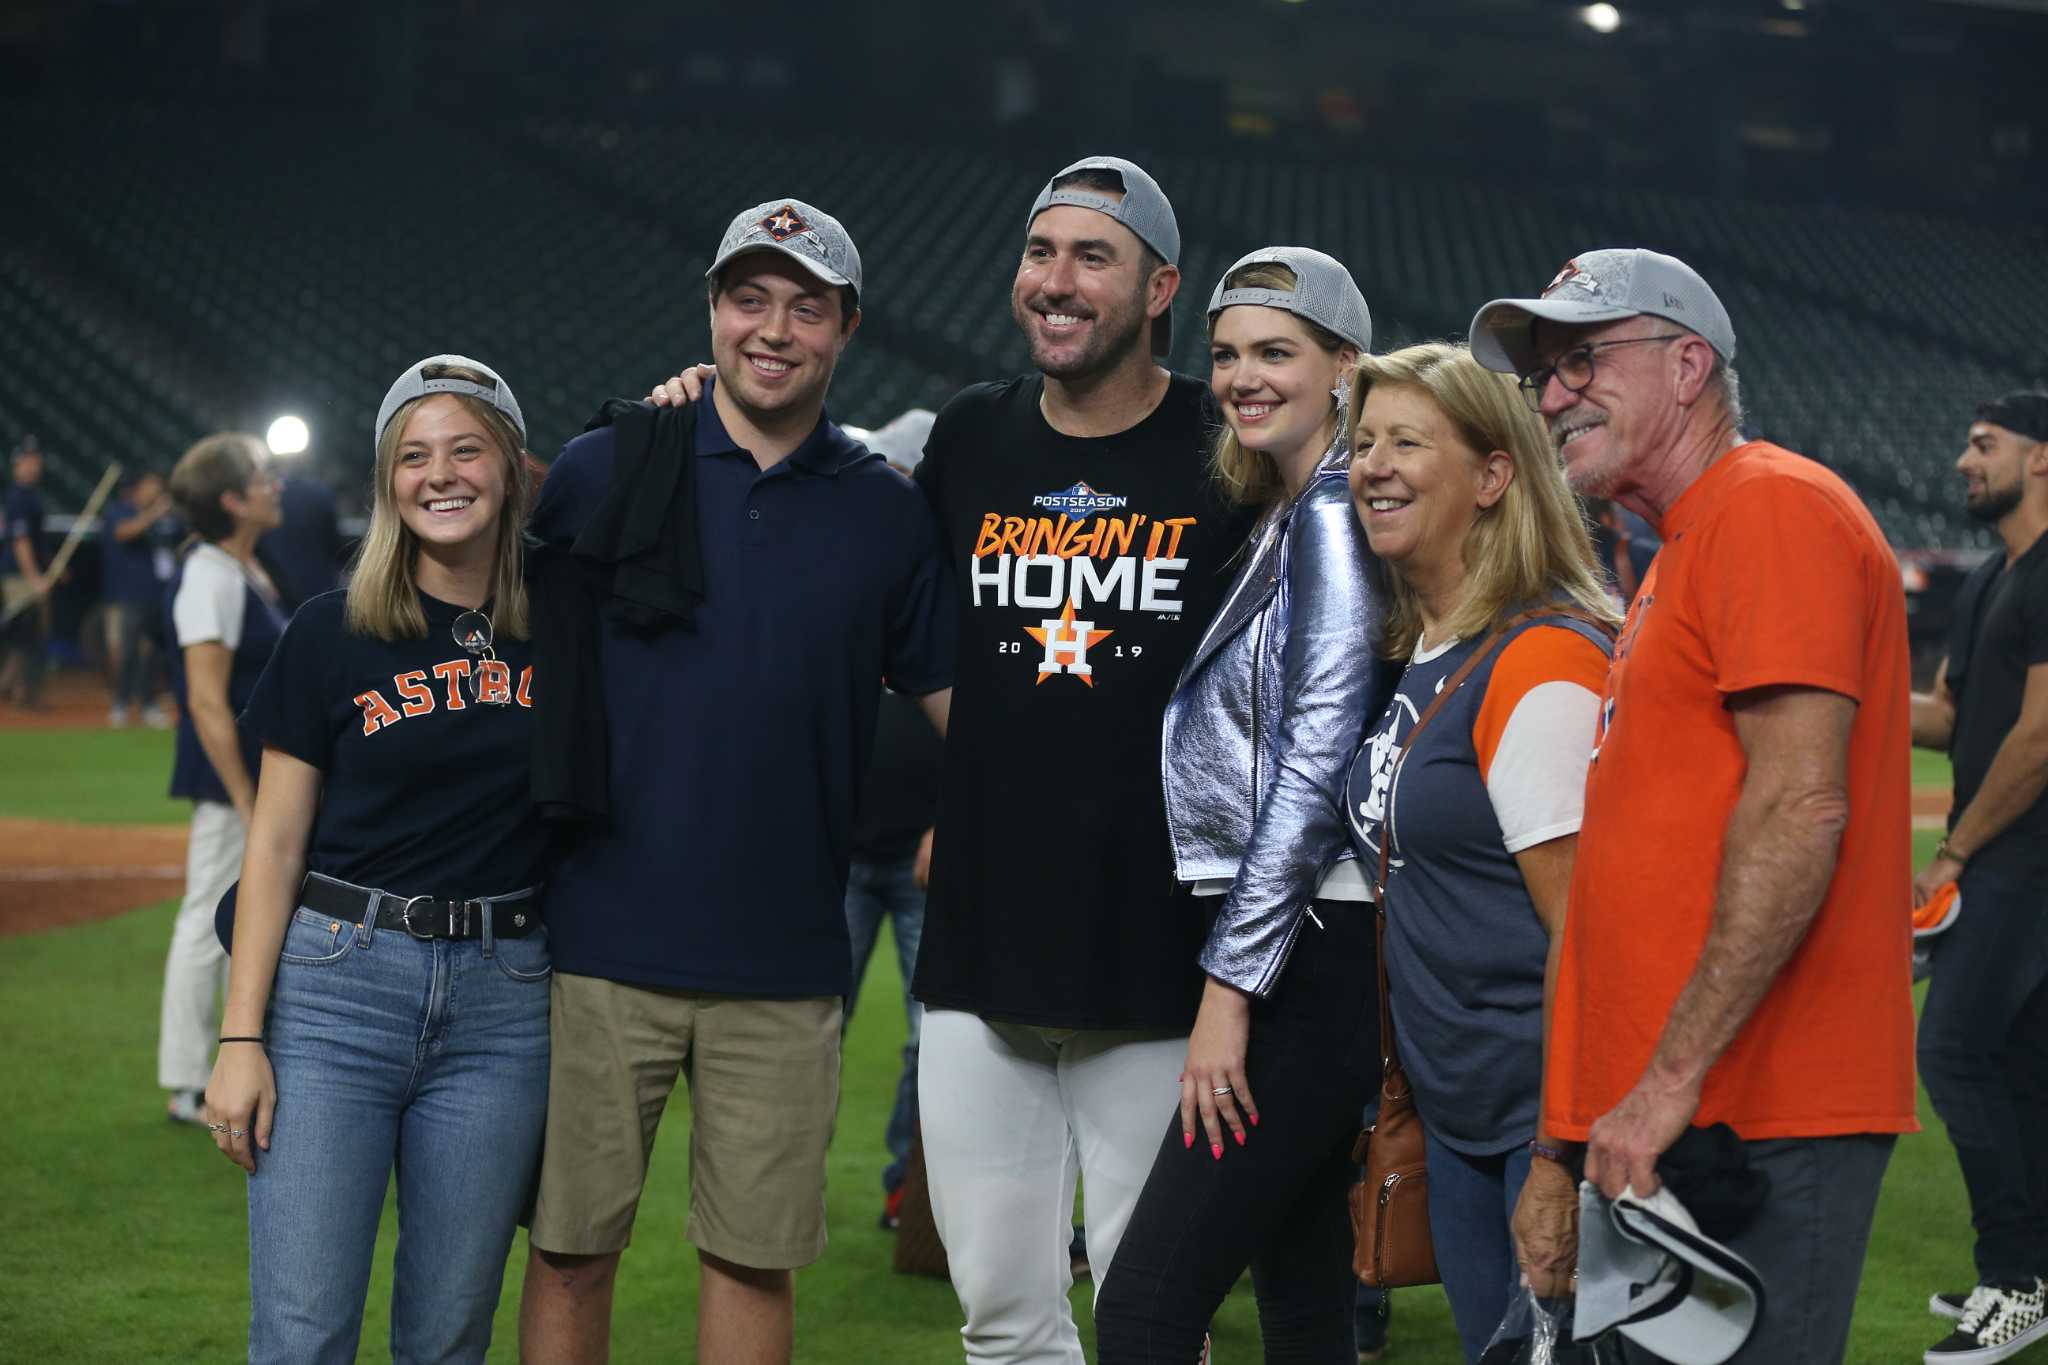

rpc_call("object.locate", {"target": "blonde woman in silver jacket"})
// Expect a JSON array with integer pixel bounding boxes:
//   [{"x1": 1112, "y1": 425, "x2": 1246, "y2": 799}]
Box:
[{"x1": 1095, "y1": 247, "x2": 1388, "y2": 1365}]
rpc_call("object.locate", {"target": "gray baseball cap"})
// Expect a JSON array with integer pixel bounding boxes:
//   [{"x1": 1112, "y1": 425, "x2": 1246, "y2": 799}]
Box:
[
  {"x1": 1468, "y1": 248, "x2": 1736, "y2": 376},
  {"x1": 1574, "y1": 1183, "x2": 1763, "y2": 1365},
  {"x1": 706, "y1": 199, "x2": 863, "y2": 304},
  {"x1": 1027, "y1": 155, "x2": 1182, "y2": 357},
  {"x1": 1208, "y1": 246, "x2": 1372, "y2": 354},
  {"x1": 376, "y1": 354, "x2": 526, "y2": 451}
]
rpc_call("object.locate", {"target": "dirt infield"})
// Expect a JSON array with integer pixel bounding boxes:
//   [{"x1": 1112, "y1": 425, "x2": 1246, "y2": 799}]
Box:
[
  {"x1": 0, "y1": 669, "x2": 175, "y2": 732},
  {"x1": 0, "y1": 817, "x2": 187, "y2": 937},
  {"x1": 0, "y1": 667, "x2": 1959, "y2": 938}
]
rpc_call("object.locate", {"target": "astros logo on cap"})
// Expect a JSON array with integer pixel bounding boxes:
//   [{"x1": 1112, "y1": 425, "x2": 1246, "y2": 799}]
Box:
[
  {"x1": 761, "y1": 205, "x2": 809, "y2": 241},
  {"x1": 1545, "y1": 259, "x2": 1598, "y2": 298}
]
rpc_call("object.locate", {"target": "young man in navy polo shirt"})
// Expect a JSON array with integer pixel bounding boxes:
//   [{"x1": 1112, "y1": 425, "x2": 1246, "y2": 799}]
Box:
[{"x1": 518, "y1": 200, "x2": 955, "y2": 1365}]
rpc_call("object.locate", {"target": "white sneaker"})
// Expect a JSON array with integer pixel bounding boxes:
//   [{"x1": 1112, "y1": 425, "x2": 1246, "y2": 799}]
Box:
[
  {"x1": 1926, "y1": 1279, "x2": 2048, "y2": 1363},
  {"x1": 165, "y1": 1090, "x2": 207, "y2": 1126},
  {"x1": 108, "y1": 704, "x2": 128, "y2": 728},
  {"x1": 142, "y1": 703, "x2": 170, "y2": 729}
]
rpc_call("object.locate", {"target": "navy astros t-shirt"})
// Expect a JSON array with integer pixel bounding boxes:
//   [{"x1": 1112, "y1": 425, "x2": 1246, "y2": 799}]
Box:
[{"x1": 240, "y1": 587, "x2": 546, "y2": 899}]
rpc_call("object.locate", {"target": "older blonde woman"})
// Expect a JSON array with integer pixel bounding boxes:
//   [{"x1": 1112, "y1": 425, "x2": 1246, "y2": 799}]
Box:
[{"x1": 1342, "y1": 342, "x2": 1618, "y2": 1362}]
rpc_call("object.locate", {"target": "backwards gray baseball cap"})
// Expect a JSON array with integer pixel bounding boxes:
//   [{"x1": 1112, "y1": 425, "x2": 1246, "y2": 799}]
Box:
[
  {"x1": 1208, "y1": 246, "x2": 1372, "y2": 354},
  {"x1": 1469, "y1": 248, "x2": 1736, "y2": 376},
  {"x1": 376, "y1": 354, "x2": 526, "y2": 451},
  {"x1": 706, "y1": 198, "x2": 863, "y2": 303},
  {"x1": 1027, "y1": 155, "x2": 1182, "y2": 356},
  {"x1": 1574, "y1": 1183, "x2": 1764, "y2": 1365}
]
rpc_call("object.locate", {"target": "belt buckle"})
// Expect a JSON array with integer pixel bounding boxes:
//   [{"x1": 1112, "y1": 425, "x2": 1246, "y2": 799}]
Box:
[{"x1": 399, "y1": 895, "x2": 444, "y2": 940}]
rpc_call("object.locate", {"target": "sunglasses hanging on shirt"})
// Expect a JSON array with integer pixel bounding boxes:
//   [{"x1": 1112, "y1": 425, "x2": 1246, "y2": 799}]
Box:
[{"x1": 450, "y1": 609, "x2": 511, "y2": 707}]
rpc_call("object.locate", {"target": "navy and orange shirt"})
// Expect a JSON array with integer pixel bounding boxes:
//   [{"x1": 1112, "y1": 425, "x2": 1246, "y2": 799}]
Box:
[
  {"x1": 1346, "y1": 614, "x2": 1612, "y2": 1154},
  {"x1": 241, "y1": 586, "x2": 546, "y2": 899}
]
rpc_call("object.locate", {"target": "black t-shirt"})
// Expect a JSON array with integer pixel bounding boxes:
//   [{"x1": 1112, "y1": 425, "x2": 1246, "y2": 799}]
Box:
[
  {"x1": 911, "y1": 373, "x2": 1256, "y2": 1030},
  {"x1": 852, "y1": 688, "x2": 945, "y2": 863},
  {"x1": 241, "y1": 587, "x2": 547, "y2": 898},
  {"x1": 1947, "y1": 531, "x2": 2048, "y2": 881}
]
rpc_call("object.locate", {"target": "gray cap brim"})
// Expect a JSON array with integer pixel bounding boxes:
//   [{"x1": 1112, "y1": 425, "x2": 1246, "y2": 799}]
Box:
[
  {"x1": 1468, "y1": 298, "x2": 1646, "y2": 375},
  {"x1": 705, "y1": 242, "x2": 855, "y2": 296}
]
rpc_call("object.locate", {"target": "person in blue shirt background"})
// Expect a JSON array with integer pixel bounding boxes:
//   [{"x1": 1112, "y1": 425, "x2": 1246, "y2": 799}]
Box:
[
  {"x1": 100, "y1": 467, "x2": 181, "y2": 727},
  {"x1": 2, "y1": 435, "x2": 55, "y2": 709}
]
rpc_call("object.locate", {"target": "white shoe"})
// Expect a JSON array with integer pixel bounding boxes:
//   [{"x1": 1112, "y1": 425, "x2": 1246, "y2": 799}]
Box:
[
  {"x1": 142, "y1": 703, "x2": 170, "y2": 729},
  {"x1": 108, "y1": 704, "x2": 128, "y2": 728}
]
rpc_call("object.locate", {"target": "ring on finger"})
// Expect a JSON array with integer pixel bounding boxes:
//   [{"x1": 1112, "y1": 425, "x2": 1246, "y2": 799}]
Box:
[
  {"x1": 1211, "y1": 1085, "x2": 1233, "y2": 1097},
  {"x1": 207, "y1": 1121, "x2": 228, "y2": 1133},
  {"x1": 230, "y1": 1128, "x2": 246, "y2": 1138}
]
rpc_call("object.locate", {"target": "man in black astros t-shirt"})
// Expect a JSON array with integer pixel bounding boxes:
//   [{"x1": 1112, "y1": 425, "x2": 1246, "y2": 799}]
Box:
[{"x1": 908, "y1": 156, "x2": 1256, "y2": 1363}]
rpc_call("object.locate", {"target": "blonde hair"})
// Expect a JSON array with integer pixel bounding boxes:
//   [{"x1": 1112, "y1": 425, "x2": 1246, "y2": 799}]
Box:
[
  {"x1": 346, "y1": 364, "x2": 532, "y2": 642},
  {"x1": 1349, "y1": 341, "x2": 1619, "y2": 659},
  {"x1": 168, "y1": 432, "x2": 266, "y2": 544},
  {"x1": 1208, "y1": 261, "x2": 1353, "y2": 508}
]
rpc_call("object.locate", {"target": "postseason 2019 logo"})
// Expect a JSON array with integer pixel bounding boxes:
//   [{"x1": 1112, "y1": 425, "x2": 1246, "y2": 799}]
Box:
[{"x1": 1031, "y1": 482, "x2": 1129, "y2": 521}]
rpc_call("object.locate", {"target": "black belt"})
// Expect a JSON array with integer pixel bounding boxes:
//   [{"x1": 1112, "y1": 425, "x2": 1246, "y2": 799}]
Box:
[{"x1": 300, "y1": 874, "x2": 542, "y2": 941}]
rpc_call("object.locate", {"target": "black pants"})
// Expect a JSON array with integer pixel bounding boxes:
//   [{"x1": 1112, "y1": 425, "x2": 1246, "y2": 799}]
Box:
[
  {"x1": 1918, "y1": 863, "x2": 2048, "y2": 1284},
  {"x1": 1095, "y1": 901, "x2": 1379, "y2": 1364}
]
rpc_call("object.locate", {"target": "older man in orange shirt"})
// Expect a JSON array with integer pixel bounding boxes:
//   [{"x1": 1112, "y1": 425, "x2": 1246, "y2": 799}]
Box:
[{"x1": 1470, "y1": 249, "x2": 1916, "y2": 1365}]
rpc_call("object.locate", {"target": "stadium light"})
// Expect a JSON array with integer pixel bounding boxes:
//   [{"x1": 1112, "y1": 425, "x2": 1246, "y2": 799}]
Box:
[
  {"x1": 266, "y1": 415, "x2": 310, "y2": 456},
  {"x1": 1582, "y1": 3, "x2": 1622, "y2": 32}
]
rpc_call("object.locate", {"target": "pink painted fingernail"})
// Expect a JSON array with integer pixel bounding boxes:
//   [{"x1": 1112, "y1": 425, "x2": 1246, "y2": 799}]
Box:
[
  {"x1": 1249, "y1": 1113, "x2": 1260, "y2": 1127},
  {"x1": 1183, "y1": 1132, "x2": 1194, "y2": 1150},
  {"x1": 1234, "y1": 1131, "x2": 1245, "y2": 1147},
  {"x1": 1211, "y1": 1142, "x2": 1224, "y2": 1160}
]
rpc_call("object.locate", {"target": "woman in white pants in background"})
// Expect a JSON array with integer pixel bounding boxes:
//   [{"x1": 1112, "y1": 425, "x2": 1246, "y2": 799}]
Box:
[{"x1": 157, "y1": 432, "x2": 285, "y2": 1123}]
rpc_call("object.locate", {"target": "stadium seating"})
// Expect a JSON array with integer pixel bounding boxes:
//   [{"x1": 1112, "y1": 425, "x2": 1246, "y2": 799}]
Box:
[{"x1": 4, "y1": 98, "x2": 2040, "y2": 547}]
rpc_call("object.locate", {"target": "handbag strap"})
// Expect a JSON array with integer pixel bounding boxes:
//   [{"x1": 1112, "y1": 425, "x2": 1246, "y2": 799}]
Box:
[{"x1": 1371, "y1": 604, "x2": 1615, "y2": 1084}]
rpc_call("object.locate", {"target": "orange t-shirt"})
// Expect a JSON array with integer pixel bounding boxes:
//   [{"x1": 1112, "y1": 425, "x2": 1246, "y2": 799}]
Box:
[{"x1": 1544, "y1": 441, "x2": 1917, "y2": 1142}]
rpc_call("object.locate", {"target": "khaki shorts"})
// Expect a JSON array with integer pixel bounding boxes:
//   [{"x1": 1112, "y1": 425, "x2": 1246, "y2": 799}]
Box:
[{"x1": 529, "y1": 972, "x2": 841, "y2": 1269}]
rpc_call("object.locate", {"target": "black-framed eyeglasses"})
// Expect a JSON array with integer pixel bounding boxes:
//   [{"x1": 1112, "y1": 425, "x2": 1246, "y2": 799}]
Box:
[{"x1": 1517, "y1": 334, "x2": 1686, "y2": 412}]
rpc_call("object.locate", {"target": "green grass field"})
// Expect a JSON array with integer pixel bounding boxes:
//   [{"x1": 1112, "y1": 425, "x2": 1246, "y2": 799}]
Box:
[{"x1": 0, "y1": 729, "x2": 2014, "y2": 1362}]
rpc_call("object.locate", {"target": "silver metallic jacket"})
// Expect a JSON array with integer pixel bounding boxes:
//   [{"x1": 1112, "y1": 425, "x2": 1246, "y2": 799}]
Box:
[{"x1": 1160, "y1": 436, "x2": 1384, "y2": 997}]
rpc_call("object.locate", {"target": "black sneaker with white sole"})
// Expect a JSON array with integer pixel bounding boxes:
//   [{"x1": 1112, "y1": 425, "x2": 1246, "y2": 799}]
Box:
[{"x1": 1925, "y1": 1279, "x2": 2048, "y2": 1364}]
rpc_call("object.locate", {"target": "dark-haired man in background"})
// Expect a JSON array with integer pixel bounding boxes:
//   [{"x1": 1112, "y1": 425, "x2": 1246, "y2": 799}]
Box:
[{"x1": 1910, "y1": 390, "x2": 2048, "y2": 1364}]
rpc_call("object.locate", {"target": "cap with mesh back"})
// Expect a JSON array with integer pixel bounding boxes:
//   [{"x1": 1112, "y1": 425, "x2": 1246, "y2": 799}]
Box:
[
  {"x1": 705, "y1": 198, "x2": 863, "y2": 303},
  {"x1": 376, "y1": 354, "x2": 526, "y2": 453},
  {"x1": 1208, "y1": 246, "x2": 1371, "y2": 354},
  {"x1": 1468, "y1": 248, "x2": 1736, "y2": 376},
  {"x1": 1026, "y1": 155, "x2": 1181, "y2": 357}
]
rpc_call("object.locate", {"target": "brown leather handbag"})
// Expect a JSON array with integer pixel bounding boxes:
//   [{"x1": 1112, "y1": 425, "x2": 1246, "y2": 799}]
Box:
[
  {"x1": 1349, "y1": 605, "x2": 1614, "y2": 1287},
  {"x1": 1350, "y1": 615, "x2": 1533, "y2": 1288}
]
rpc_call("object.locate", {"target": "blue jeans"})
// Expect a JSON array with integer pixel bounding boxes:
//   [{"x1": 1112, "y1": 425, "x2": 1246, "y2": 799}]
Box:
[
  {"x1": 247, "y1": 906, "x2": 551, "y2": 1365},
  {"x1": 844, "y1": 854, "x2": 923, "y2": 1192},
  {"x1": 1423, "y1": 1129, "x2": 1535, "y2": 1364}
]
